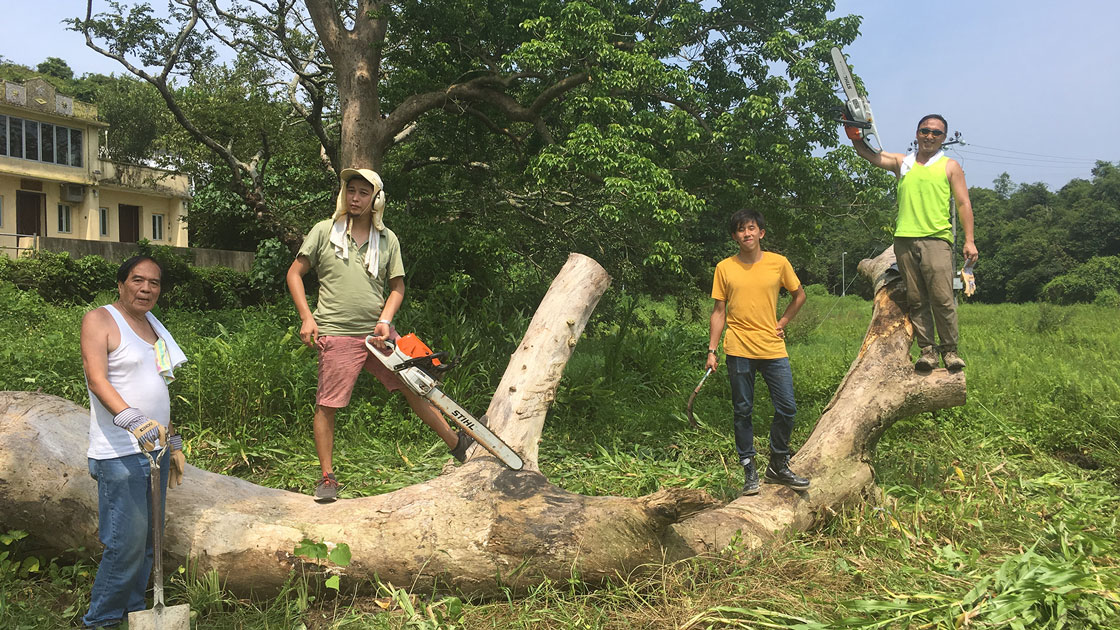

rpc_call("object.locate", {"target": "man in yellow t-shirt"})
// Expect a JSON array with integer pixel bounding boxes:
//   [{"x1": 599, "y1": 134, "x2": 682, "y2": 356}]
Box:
[
  {"x1": 848, "y1": 114, "x2": 978, "y2": 371},
  {"x1": 707, "y1": 209, "x2": 808, "y2": 496}
]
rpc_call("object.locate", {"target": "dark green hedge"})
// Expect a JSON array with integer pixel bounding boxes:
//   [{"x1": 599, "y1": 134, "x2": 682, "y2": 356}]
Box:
[{"x1": 0, "y1": 244, "x2": 263, "y2": 310}]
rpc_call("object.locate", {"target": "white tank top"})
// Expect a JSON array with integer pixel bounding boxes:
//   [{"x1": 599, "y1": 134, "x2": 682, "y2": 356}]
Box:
[{"x1": 86, "y1": 305, "x2": 172, "y2": 459}]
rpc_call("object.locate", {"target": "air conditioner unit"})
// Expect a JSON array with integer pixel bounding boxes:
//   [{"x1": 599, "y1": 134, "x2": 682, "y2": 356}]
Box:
[{"x1": 62, "y1": 184, "x2": 85, "y2": 203}]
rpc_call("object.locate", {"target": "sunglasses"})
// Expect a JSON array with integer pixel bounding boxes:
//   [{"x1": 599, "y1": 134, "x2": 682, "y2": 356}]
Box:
[{"x1": 918, "y1": 127, "x2": 945, "y2": 137}]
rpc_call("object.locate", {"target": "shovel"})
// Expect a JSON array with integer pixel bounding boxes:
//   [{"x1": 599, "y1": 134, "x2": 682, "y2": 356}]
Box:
[
  {"x1": 685, "y1": 367, "x2": 713, "y2": 429},
  {"x1": 128, "y1": 425, "x2": 191, "y2": 630}
]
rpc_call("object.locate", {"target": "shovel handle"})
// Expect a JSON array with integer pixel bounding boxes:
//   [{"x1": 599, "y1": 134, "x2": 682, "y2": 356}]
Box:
[{"x1": 137, "y1": 429, "x2": 169, "y2": 609}]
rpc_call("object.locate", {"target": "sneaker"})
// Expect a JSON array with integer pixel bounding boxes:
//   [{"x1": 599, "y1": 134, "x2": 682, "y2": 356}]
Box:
[
  {"x1": 765, "y1": 455, "x2": 810, "y2": 489},
  {"x1": 915, "y1": 346, "x2": 939, "y2": 371},
  {"x1": 942, "y1": 350, "x2": 966, "y2": 370},
  {"x1": 314, "y1": 473, "x2": 339, "y2": 501},
  {"x1": 450, "y1": 431, "x2": 475, "y2": 463},
  {"x1": 741, "y1": 459, "x2": 759, "y2": 496}
]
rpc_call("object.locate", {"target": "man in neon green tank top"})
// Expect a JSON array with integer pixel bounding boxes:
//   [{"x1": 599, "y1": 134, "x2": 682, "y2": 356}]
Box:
[{"x1": 849, "y1": 114, "x2": 978, "y2": 371}]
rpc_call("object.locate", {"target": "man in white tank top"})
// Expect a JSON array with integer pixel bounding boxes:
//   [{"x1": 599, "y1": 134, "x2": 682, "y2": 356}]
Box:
[{"x1": 79, "y1": 255, "x2": 187, "y2": 629}]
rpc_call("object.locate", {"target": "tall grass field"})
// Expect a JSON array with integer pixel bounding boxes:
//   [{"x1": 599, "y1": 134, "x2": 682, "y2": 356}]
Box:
[{"x1": 1, "y1": 280, "x2": 1117, "y2": 628}]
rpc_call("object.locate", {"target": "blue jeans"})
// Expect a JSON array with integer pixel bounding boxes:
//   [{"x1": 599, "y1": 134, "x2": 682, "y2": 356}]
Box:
[
  {"x1": 83, "y1": 451, "x2": 169, "y2": 629},
  {"x1": 727, "y1": 356, "x2": 797, "y2": 465}
]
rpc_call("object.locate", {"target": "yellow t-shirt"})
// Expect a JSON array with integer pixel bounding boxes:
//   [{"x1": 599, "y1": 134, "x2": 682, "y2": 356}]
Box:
[{"x1": 712, "y1": 251, "x2": 801, "y2": 359}]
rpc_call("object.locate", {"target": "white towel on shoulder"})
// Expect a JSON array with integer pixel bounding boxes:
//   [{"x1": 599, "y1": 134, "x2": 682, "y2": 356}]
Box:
[
  {"x1": 900, "y1": 150, "x2": 944, "y2": 177},
  {"x1": 328, "y1": 217, "x2": 381, "y2": 278},
  {"x1": 145, "y1": 311, "x2": 187, "y2": 382}
]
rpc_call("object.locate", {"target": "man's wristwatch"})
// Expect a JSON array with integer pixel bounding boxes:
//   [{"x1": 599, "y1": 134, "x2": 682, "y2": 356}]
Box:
[
  {"x1": 377, "y1": 319, "x2": 391, "y2": 326},
  {"x1": 707, "y1": 349, "x2": 718, "y2": 355}
]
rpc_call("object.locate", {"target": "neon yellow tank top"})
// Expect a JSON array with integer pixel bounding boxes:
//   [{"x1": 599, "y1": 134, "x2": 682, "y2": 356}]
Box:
[{"x1": 896, "y1": 155, "x2": 952, "y2": 242}]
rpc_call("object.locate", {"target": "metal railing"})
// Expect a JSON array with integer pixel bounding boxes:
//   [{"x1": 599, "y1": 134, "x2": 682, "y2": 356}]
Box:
[{"x1": 0, "y1": 232, "x2": 40, "y2": 259}]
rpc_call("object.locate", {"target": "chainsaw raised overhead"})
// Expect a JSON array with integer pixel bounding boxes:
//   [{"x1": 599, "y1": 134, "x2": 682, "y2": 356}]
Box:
[{"x1": 831, "y1": 46, "x2": 882, "y2": 154}]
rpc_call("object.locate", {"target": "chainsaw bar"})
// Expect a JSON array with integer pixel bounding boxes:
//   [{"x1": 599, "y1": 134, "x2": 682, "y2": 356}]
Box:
[
  {"x1": 830, "y1": 46, "x2": 883, "y2": 154},
  {"x1": 365, "y1": 337, "x2": 524, "y2": 470}
]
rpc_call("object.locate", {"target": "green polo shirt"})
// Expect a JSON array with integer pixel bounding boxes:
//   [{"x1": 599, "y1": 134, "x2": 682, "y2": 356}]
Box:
[{"x1": 298, "y1": 218, "x2": 405, "y2": 337}]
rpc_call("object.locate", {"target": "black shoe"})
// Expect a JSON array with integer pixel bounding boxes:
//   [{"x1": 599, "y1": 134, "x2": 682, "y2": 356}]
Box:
[
  {"x1": 450, "y1": 431, "x2": 475, "y2": 462},
  {"x1": 314, "y1": 473, "x2": 339, "y2": 501},
  {"x1": 741, "y1": 459, "x2": 759, "y2": 496},
  {"x1": 765, "y1": 455, "x2": 810, "y2": 489}
]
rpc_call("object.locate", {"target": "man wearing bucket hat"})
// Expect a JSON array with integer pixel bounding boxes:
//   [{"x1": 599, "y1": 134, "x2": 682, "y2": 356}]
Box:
[{"x1": 286, "y1": 168, "x2": 469, "y2": 501}]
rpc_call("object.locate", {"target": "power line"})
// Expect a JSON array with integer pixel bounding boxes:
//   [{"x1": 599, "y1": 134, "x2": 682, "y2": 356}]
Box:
[
  {"x1": 953, "y1": 147, "x2": 1096, "y2": 166},
  {"x1": 960, "y1": 143, "x2": 1101, "y2": 163},
  {"x1": 949, "y1": 152, "x2": 1094, "y2": 170}
]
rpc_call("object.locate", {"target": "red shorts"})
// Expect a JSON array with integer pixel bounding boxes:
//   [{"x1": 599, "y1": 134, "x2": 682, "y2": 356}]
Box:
[{"x1": 315, "y1": 331, "x2": 403, "y2": 408}]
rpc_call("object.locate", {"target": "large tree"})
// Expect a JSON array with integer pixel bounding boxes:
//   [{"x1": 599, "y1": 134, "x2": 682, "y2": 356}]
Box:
[{"x1": 76, "y1": 0, "x2": 862, "y2": 287}]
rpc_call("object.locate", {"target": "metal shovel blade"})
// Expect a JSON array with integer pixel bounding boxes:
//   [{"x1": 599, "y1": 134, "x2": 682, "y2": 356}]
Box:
[{"x1": 127, "y1": 602, "x2": 191, "y2": 630}]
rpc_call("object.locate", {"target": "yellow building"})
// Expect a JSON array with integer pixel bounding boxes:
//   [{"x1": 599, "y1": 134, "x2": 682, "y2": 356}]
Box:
[{"x1": 1, "y1": 78, "x2": 190, "y2": 258}]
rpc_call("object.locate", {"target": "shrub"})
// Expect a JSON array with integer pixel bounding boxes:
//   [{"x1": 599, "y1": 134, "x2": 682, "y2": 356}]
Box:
[
  {"x1": 1041, "y1": 256, "x2": 1120, "y2": 304},
  {"x1": 1094, "y1": 288, "x2": 1120, "y2": 308},
  {"x1": 249, "y1": 238, "x2": 291, "y2": 296},
  {"x1": 0, "y1": 247, "x2": 257, "y2": 311},
  {"x1": 0, "y1": 250, "x2": 115, "y2": 304},
  {"x1": 162, "y1": 266, "x2": 256, "y2": 310}
]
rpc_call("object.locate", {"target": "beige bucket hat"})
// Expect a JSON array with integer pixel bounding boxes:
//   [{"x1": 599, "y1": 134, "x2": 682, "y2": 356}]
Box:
[{"x1": 333, "y1": 168, "x2": 386, "y2": 230}]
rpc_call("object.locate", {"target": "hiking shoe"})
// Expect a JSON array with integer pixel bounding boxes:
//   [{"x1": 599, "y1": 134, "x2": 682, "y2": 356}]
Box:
[
  {"x1": 741, "y1": 459, "x2": 759, "y2": 496},
  {"x1": 942, "y1": 350, "x2": 966, "y2": 370},
  {"x1": 450, "y1": 431, "x2": 476, "y2": 462},
  {"x1": 915, "y1": 346, "x2": 939, "y2": 371},
  {"x1": 314, "y1": 473, "x2": 339, "y2": 501},
  {"x1": 765, "y1": 455, "x2": 810, "y2": 489}
]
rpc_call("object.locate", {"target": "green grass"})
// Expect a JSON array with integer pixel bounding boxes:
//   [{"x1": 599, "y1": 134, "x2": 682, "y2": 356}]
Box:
[{"x1": 1, "y1": 282, "x2": 1119, "y2": 628}]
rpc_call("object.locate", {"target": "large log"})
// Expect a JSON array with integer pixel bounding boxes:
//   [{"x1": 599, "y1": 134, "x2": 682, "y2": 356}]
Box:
[{"x1": 0, "y1": 248, "x2": 964, "y2": 596}]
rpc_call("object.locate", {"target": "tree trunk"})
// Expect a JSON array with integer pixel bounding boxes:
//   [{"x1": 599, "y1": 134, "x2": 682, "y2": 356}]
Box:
[{"x1": 0, "y1": 248, "x2": 964, "y2": 596}]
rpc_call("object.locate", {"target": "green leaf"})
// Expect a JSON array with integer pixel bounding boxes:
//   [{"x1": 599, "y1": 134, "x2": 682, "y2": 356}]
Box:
[
  {"x1": 293, "y1": 538, "x2": 327, "y2": 560},
  {"x1": 328, "y1": 543, "x2": 351, "y2": 567}
]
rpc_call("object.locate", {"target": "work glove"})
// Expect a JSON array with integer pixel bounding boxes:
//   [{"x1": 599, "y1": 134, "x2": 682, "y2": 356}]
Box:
[
  {"x1": 113, "y1": 407, "x2": 161, "y2": 449},
  {"x1": 839, "y1": 110, "x2": 863, "y2": 141},
  {"x1": 168, "y1": 433, "x2": 185, "y2": 489},
  {"x1": 960, "y1": 263, "x2": 976, "y2": 297}
]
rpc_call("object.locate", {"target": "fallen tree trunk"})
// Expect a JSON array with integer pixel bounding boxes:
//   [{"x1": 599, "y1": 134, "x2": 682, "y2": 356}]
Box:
[{"x1": 0, "y1": 248, "x2": 964, "y2": 596}]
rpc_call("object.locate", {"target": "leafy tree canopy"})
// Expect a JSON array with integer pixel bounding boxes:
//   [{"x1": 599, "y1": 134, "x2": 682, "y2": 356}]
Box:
[{"x1": 73, "y1": 0, "x2": 866, "y2": 293}]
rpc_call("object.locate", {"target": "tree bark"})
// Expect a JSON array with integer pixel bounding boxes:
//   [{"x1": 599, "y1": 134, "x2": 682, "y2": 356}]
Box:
[{"x1": 0, "y1": 248, "x2": 964, "y2": 596}]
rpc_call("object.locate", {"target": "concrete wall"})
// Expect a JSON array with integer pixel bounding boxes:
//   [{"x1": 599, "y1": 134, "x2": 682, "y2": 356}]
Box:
[{"x1": 7, "y1": 236, "x2": 256, "y2": 272}]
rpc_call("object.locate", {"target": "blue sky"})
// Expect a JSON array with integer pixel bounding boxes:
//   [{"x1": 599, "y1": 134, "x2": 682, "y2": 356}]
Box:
[
  {"x1": 830, "y1": 0, "x2": 1119, "y2": 191},
  {"x1": 3, "y1": 1, "x2": 1117, "y2": 191}
]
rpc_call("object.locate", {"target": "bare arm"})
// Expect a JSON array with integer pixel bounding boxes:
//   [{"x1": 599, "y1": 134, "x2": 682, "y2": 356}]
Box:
[
  {"x1": 776, "y1": 286, "x2": 807, "y2": 339},
  {"x1": 80, "y1": 308, "x2": 128, "y2": 415},
  {"x1": 850, "y1": 137, "x2": 906, "y2": 176},
  {"x1": 706, "y1": 299, "x2": 726, "y2": 371},
  {"x1": 947, "y1": 160, "x2": 978, "y2": 263},
  {"x1": 286, "y1": 256, "x2": 318, "y2": 347},
  {"x1": 369, "y1": 275, "x2": 405, "y2": 349}
]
